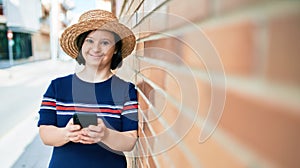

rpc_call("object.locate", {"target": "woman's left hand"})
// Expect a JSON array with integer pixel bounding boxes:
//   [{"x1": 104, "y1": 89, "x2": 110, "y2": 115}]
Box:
[{"x1": 79, "y1": 118, "x2": 108, "y2": 144}]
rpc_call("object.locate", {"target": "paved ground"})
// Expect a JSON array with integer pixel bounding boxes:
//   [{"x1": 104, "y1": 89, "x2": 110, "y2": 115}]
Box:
[
  {"x1": 11, "y1": 135, "x2": 52, "y2": 168},
  {"x1": 0, "y1": 59, "x2": 77, "y2": 168}
]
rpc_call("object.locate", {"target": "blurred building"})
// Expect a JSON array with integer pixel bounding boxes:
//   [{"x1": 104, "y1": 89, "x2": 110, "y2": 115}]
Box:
[
  {"x1": 113, "y1": 0, "x2": 300, "y2": 167},
  {"x1": 0, "y1": 0, "x2": 41, "y2": 66},
  {"x1": 0, "y1": 0, "x2": 75, "y2": 67}
]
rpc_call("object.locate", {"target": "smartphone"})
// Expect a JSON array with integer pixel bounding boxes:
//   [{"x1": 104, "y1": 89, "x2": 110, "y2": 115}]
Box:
[{"x1": 73, "y1": 112, "x2": 98, "y2": 128}]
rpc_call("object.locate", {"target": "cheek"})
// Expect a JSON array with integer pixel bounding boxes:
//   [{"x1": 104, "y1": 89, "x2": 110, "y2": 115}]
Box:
[{"x1": 81, "y1": 44, "x2": 89, "y2": 53}]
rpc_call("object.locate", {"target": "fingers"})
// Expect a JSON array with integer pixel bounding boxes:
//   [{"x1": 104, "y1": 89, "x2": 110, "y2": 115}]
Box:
[
  {"x1": 66, "y1": 132, "x2": 81, "y2": 143},
  {"x1": 66, "y1": 118, "x2": 81, "y2": 130},
  {"x1": 79, "y1": 122, "x2": 107, "y2": 144},
  {"x1": 65, "y1": 118, "x2": 81, "y2": 143},
  {"x1": 80, "y1": 135, "x2": 102, "y2": 144},
  {"x1": 80, "y1": 133, "x2": 104, "y2": 144},
  {"x1": 64, "y1": 118, "x2": 107, "y2": 144}
]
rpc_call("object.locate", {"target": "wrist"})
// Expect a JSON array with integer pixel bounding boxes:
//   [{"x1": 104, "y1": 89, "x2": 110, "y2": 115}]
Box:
[
  {"x1": 101, "y1": 128, "x2": 110, "y2": 142},
  {"x1": 60, "y1": 127, "x2": 70, "y2": 143}
]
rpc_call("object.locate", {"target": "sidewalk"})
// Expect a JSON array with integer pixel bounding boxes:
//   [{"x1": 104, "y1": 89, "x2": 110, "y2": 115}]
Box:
[
  {"x1": 0, "y1": 59, "x2": 77, "y2": 168},
  {"x1": 0, "y1": 59, "x2": 45, "y2": 69},
  {"x1": 12, "y1": 135, "x2": 52, "y2": 168}
]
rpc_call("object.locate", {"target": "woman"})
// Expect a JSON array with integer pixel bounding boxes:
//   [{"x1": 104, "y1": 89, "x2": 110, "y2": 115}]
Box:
[{"x1": 38, "y1": 10, "x2": 138, "y2": 168}]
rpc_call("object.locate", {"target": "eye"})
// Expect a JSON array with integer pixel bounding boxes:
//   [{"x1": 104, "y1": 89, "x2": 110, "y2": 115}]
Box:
[
  {"x1": 85, "y1": 38, "x2": 94, "y2": 43},
  {"x1": 101, "y1": 40, "x2": 110, "y2": 46}
]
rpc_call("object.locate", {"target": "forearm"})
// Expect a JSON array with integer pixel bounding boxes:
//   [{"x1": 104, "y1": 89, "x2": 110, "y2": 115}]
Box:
[
  {"x1": 101, "y1": 129, "x2": 137, "y2": 152},
  {"x1": 39, "y1": 125, "x2": 69, "y2": 147}
]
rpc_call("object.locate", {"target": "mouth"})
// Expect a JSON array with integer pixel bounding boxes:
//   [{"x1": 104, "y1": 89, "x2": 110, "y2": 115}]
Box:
[{"x1": 89, "y1": 53, "x2": 104, "y2": 58}]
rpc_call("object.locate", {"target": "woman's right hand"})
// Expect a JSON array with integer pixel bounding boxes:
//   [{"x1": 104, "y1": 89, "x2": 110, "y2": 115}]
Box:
[{"x1": 64, "y1": 119, "x2": 82, "y2": 143}]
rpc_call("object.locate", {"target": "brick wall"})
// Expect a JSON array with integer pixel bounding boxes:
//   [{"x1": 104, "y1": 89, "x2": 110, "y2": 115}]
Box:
[{"x1": 114, "y1": 0, "x2": 300, "y2": 167}]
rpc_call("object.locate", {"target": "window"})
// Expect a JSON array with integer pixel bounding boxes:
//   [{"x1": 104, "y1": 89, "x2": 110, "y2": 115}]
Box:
[{"x1": 0, "y1": 0, "x2": 3, "y2": 15}]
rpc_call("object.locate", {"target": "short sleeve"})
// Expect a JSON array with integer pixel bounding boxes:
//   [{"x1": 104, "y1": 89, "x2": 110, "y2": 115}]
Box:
[
  {"x1": 121, "y1": 83, "x2": 138, "y2": 131},
  {"x1": 37, "y1": 80, "x2": 57, "y2": 126}
]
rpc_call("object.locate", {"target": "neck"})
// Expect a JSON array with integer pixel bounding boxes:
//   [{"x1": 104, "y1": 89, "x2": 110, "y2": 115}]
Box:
[{"x1": 77, "y1": 66, "x2": 113, "y2": 83}]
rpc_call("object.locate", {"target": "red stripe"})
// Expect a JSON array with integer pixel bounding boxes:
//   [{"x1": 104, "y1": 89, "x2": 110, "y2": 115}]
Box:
[
  {"x1": 123, "y1": 105, "x2": 138, "y2": 110},
  {"x1": 100, "y1": 109, "x2": 122, "y2": 113},
  {"x1": 42, "y1": 101, "x2": 56, "y2": 106},
  {"x1": 56, "y1": 106, "x2": 122, "y2": 114}
]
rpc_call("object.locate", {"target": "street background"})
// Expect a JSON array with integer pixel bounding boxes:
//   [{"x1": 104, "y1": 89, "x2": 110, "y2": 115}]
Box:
[{"x1": 0, "y1": 60, "x2": 76, "y2": 167}]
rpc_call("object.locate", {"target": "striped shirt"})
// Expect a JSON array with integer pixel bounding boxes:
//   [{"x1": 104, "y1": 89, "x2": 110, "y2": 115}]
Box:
[{"x1": 38, "y1": 74, "x2": 138, "y2": 168}]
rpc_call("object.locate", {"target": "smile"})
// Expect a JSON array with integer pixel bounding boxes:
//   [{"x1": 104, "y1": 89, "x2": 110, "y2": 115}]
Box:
[{"x1": 89, "y1": 54, "x2": 104, "y2": 58}]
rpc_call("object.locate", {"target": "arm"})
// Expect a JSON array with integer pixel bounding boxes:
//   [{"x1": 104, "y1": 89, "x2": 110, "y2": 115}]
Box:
[
  {"x1": 101, "y1": 129, "x2": 137, "y2": 152},
  {"x1": 39, "y1": 119, "x2": 82, "y2": 147}
]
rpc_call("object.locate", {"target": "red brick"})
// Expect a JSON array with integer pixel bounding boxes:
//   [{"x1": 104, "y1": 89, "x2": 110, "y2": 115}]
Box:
[
  {"x1": 266, "y1": 12, "x2": 300, "y2": 85},
  {"x1": 183, "y1": 125, "x2": 246, "y2": 167},
  {"x1": 116, "y1": 1, "x2": 300, "y2": 168},
  {"x1": 146, "y1": 110, "x2": 165, "y2": 135},
  {"x1": 144, "y1": 38, "x2": 183, "y2": 64},
  {"x1": 141, "y1": 67, "x2": 167, "y2": 90},
  {"x1": 155, "y1": 153, "x2": 173, "y2": 168},
  {"x1": 135, "y1": 41, "x2": 144, "y2": 55},
  {"x1": 164, "y1": 73, "x2": 181, "y2": 101},
  {"x1": 137, "y1": 137, "x2": 149, "y2": 156},
  {"x1": 196, "y1": 79, "x2": 212, "y2": 117},
  {"x1": 219, "y1": 89, "x2": 300, "y2": 168},
  {"x1": 157, "y1": 144, "x2": 194, "y2": 168},
  {"x1": 181, "y1": 34, "x2": 207, "y2": 70},
  {"x1": 203, "y1": 20, "x2": 256, "y2": 75},
  {"x1": 137, "y1": 80, "x2": 151, "y2": 111},
  {"x1": 167, "y1": 0, "x2": 209, "y2": 29},
  {"x1": 216, "y1": 0, "x2": 264, "y2": 13}
]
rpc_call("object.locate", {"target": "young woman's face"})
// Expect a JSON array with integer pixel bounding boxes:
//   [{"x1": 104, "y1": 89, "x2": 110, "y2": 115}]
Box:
[{"x1": 81, "y1": 30, "x2": 116, "y2": 68}]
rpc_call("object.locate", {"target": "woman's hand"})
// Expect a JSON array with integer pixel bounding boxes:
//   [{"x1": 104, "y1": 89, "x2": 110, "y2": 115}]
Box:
[
  {"x1": 64, "y1": 119, "x2": 82, "y2": 143},
  {"x1": 80, "y1": 118, "x2": 108, "y2": 144}
]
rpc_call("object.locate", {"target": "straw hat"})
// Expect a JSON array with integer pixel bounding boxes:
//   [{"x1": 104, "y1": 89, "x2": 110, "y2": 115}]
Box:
[{"x1": 60, "y1": 9, "x2": 136, "y2": 59}]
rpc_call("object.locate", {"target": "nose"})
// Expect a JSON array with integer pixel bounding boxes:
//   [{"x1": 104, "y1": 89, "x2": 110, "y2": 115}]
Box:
[{"x1": 91, "y1": 43, "x2": 101, "y2": 52}]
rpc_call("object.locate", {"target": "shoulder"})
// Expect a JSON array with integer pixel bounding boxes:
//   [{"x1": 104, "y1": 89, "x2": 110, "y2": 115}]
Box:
[
  {"x1": 51, "y1": 74, "x2": 74, "y2": 83},
  {"x1": 111, "y1": 75, "x2": 135, "y2": 88},
  {"x1": 110, "y1": 75, "x2": 137, "y2": 102},
  {"x1": 48, "y1": 74, "x2": 74, "y2": 88},
  {"x1": 111, "y1": 75, "x2": 137, "y2": 98}
]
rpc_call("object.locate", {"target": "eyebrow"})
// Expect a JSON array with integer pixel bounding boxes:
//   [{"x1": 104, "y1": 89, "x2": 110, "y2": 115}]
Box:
[{"x1": 86, "y1": 36, "x2": 114, "y2": 42}]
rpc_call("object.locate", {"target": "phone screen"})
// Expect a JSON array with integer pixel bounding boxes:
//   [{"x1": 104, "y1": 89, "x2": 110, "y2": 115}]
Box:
[{"x1": 73, "y1": 113, "x2": 97, "y2": 128}]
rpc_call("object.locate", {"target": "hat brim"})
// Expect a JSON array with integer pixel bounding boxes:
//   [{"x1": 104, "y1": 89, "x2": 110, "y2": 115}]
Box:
[{"x1": 60, "y1": 20, "x2": 136, "y2": 59}]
